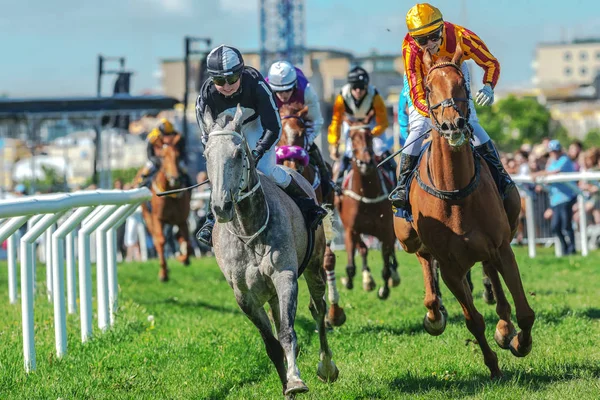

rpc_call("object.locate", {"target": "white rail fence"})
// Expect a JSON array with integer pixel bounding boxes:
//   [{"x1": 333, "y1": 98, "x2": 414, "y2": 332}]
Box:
[
  {"x1": 512, "y1": 171, "x2": 600, "y2": 258},
  {"x1": 0, "y1": 188, "x2": 151, "y2": 372}
]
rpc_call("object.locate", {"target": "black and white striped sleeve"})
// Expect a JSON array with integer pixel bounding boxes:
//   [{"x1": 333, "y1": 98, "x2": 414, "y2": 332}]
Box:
[{"x1": 254, "y1": 79, "x2": 282, "y2": 152}]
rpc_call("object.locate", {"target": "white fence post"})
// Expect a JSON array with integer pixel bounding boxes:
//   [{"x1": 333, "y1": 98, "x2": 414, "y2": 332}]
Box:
[
  {"x1": 20, "y1": 211, "x2": 67, "y2": 372},
  {"x1": 0, "y1": 188, "x2": 152, "y2": 373},
  {"x1": 98, "y1": 202, "x2": 140, "y2": 326},
  {"x1": 1, "y1": 216, "x2": 30, "y2": 304},
  {"x1": 65, "y1": 231, "x2": 77, "y2": 314},
  {"x1": 577, "y1": 194, "x2": 588, "y2": 256},
  {"x1": 51, "y1": 206, "x2": 95, "y2": 358}
]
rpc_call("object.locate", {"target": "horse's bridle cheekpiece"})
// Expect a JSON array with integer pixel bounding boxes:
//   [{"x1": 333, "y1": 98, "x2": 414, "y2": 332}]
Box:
[
  {"x1": 207, "y1": 129, "x2": 270, "y2": 245},
  {"x1": 425, "y1": 62, "x2": 473, "y2": 143}
]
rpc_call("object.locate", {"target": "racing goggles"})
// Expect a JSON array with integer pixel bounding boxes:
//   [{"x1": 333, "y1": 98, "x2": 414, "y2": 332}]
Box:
[
  {"x1": 414, "y1": 29, "x2": 443, "y2": 46},
  {"x1": 212, "y1": 73, "x2": 241, "y2": 86},
  {"x1": 350, "y1": 82, "x2": 366, "y2": 90}
]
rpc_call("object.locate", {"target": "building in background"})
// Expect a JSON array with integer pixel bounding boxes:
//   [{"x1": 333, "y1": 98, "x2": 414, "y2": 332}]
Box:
[{"x1": 533, "y1": 38, "x2": 600, "y2": 89}]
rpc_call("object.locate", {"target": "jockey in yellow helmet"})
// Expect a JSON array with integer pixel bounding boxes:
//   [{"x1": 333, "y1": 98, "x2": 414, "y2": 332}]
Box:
[
  {"x1": 327, "y1": 66, "x2": 393, "y2": 192},
  {"x1": 389, "y1": 3, "x2": 514, "y2": 209},
  {"x1": 138, "y1": 118, "x2": 189, "y2": 188}
]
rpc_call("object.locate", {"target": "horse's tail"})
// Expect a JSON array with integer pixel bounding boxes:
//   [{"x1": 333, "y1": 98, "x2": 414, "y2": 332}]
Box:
[{"x1": 322, "y1": 206, "x2": 337, "y2": 244}]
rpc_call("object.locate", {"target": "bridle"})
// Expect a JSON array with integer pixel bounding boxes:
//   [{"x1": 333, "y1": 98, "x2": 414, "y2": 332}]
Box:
[
  {"x1": 206, "y1": 130, "x2": 270, "y2": 245},
  {"x1": 281, "y1": 113, "x2": 308, "y2": 149},
  {"x1": 425, "y1": 61, "x2": 473, "y2": 141}
]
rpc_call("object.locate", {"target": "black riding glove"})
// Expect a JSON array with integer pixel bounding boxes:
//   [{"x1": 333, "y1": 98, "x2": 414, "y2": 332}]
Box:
[{"x1": 251, "y1": 146, "x2": 265, "y2": 164}]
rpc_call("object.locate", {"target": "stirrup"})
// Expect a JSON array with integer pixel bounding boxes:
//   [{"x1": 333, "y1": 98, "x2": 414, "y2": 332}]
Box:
[
  {"x1": 196, "y1": 224, "x2": 213, "y2": 247},
  {"x1": 388, "y1": 186, "x2": 407, "y2": 209}
]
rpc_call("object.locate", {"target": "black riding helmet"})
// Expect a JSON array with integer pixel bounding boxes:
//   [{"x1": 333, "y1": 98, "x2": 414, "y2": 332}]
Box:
[
  {"x1": 347, "y1": 66, "x2": 369, "y2": 87},
  {"x1": 206, "y1": 45, "x2": 244, "y2": 79}
]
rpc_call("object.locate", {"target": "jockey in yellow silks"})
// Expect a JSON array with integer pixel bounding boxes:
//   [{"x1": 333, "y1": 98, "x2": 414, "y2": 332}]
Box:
[
  {"x1": 388, "y1": 3, "x2": 515, "y2": 209},
  {"x1": 327, "y1": 66, "x2": 394, "y2": 191},
  {"x1": 138, "y1": 118, "x2": 188, "y2": 188}
]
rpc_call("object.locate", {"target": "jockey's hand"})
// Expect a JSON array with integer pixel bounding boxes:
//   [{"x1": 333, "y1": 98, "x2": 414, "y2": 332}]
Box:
[
  {"x1": 329, "y1": 144, "x2": 339, "y2": 161},
  {"x1": 251, "y1": 146, "x2": 265, "y2": 163},
  {"x1": 475, "y1": 83, "x2": 494, "y2": 106}
]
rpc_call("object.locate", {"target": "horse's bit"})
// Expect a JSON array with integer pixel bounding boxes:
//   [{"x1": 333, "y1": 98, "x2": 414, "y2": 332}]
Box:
[{"x1": 207, "y1": 130, "x2": 270, "y2": 245}]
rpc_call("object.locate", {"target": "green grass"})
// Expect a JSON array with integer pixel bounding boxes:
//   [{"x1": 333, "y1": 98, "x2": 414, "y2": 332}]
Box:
[{"x1": 1, "y1": 247, "x2": 599, "y2": 399}]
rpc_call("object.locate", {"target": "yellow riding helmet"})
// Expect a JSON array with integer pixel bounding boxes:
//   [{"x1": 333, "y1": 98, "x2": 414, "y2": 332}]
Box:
[
  {"x1": 406, "y1": 3, "x2": 444, "y2": 37},
  {"x1": 158, "y1": 118, "x2": 175, "y2": 135},
  {"x1": 148, "y1": 128, "x2": 161, "y2": 144}
]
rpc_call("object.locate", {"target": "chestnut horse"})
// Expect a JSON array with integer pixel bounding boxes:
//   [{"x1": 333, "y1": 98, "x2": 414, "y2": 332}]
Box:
[
  {"x1": 393, "y1": 47, "x2": 534, "y2": 378},
  {"x1": 336, "y1": 117, "x2": 400, "y2": 299},
  {"x1": 277, "y1": 102, "x2": 346, "y2": 326},
  {"x1": 139, "y1": 134, "x2": 192, "y2": 282}
]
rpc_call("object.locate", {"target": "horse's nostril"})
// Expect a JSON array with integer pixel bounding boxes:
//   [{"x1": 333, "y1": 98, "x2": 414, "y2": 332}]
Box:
[
  {"x1": 456, "y1": 117, "x2": 466, "y2": 129},
  {"x1": 441, "y1": 122, "x2": 451, "y2": 131}
]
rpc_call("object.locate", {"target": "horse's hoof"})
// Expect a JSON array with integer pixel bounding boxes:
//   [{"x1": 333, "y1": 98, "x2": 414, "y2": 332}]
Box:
[
  {"x1": 494, "y1": 327, "x2": 517, "y2": 350},
  {"x1": 388, "y1": 273, "x2": 401, "y2": 288},
  {"x1": 423, "y1": 310, "x2": 446, "y2": 336},
  {"x1": 509, "y1": 333, "x2": 532, "y2": 358},
  {"x1": 377, "y1": 286, "x2": 390, "y2": 300},
  {"x1": 159, "y1": 272, "x2": 169, "y2": 282},
  {"x1": 490, "y1": 369, "x2": 503, "y2": 380},
  {"x1": 284, "y1": 378, "x2": 309, "y2": 395},
  {"x1": 328, "y1": 304, "x2": 347, "y2": 327},
  {"x1": 341, "y1": 277, "x2": 353, "y2": 290},
  {"x1": 483, "y1": 288, "x2": 496, "y2": 305},
  {"x1": 317, "y1": 360, "x2": 339, "y2": 383},
  {"x1": 362, "y1": 271, "x2": 376, "y2": 291}
]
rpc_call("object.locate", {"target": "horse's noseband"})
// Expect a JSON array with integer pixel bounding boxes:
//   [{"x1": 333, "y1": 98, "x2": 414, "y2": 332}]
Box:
[{"x1": 426, "y1": 62, "x2": 473, "y2": 141}]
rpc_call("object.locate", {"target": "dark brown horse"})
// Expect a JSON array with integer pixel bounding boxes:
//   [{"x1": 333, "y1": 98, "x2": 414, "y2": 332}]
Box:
[
  {"x1": 336, "y1": 117, "x2": 400, "y2": 299},
  {"x1": 139, "y1": 134, "x2": 192, "y2": 282},
  {"x1": 277, "y1": 102, "x2": 346, "y2": 326},
  {"x1": 394, "y1": 47, "x2": 534, "y2": 378}
]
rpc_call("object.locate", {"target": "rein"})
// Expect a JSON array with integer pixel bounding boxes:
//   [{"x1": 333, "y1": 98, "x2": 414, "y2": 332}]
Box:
[
  {"x1": 207, "y1": 129, "x2": 270, "y2": 245},
  {"x1": 425, "y1": 61, "x2": 473, "y2": 141}
]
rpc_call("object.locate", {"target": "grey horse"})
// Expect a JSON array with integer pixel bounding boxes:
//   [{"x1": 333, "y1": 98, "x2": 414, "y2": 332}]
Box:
[{"x1": 201, "y1": 104, "x2": 339, "y2": 398}]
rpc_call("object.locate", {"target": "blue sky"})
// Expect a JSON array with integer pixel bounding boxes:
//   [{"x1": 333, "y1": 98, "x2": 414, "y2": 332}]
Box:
[{"x1": 2, "y1": 0, "x2": 599, "y2": 97}]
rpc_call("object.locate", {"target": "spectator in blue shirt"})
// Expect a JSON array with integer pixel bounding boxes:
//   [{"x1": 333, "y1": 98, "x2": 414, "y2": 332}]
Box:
[{"x1": 533, "y1": 140, "x2": 578, "y2": 255}]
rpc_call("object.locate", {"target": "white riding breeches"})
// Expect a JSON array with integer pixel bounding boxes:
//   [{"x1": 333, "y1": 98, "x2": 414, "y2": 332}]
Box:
[
  {"x1": 244, "y1": 117, "x2": 292, "y2": 187},
  {"x1": 402, "y1": 62, "x2": 490, "y2": 156}
]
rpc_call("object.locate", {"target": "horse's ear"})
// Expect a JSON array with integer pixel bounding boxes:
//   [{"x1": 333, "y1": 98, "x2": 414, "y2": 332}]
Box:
[
  {"x1": 202, "y1": 105, "x2": 214, "y2": 133},
  {"x1": 423, "y1": 49, "x2": 434, "y2": 73},
  {"x1": 298, "y1": 105, "x2": 309, "y2": 118},
  {"x1": 232, "y1": 103, "x2": 244, "y2": 132},
  {"x1": 452, "y1": 44, "x2": 464, "y2": 66}
]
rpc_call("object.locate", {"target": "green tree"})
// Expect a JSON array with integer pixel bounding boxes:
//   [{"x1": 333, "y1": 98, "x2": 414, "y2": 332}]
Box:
[
  {"x1": 583, "y1": 129, "x2": 600, "y2": 149},
  {"x1": 475, "y1": 95, "x2": 571, "y2": 151},
  {"x1": 21, "y1": 165, "x2": 68, "y2": 193}
]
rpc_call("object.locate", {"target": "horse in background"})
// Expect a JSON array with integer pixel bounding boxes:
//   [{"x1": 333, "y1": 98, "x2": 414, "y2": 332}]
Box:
[
  {"x1": 138, "y1": 134, "x2": 191, "y2": 282},
  {"x1": 394, "y1": 47, "x2": 534, "y2": 378},
  {"x1": 277, "y1": 102, "x2": 346, "y2": 327},
  {"x1": 336, "y1": 115, "x2": 400, "y2": 299},
  {"x1": 201, "y1": 104, "x2": 339, "y2": 397}
]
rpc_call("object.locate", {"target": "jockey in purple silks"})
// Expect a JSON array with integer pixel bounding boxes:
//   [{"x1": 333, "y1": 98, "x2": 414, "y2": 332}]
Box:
[{"x1": 266, "y1": 61, "x2": 334, "y2": 197}]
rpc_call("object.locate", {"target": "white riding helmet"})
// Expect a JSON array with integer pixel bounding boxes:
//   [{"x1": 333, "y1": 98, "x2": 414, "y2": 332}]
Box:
[{"x1": 267, "y1": 61, "x2": 297, "y2": 92}]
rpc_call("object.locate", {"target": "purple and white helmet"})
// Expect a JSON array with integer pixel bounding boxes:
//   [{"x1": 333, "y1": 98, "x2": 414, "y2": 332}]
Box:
[{"x1": 267, "y1": 61, "x2": 297, "y2": 92}]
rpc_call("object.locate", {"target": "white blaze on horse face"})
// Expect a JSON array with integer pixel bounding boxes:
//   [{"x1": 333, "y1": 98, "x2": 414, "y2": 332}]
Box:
[{"x1": 284, "y1": 123, "x2": 297, "y2": 145}]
